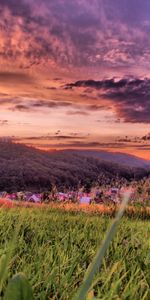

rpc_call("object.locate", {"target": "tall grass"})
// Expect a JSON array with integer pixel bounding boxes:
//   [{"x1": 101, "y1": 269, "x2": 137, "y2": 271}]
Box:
[
  {"x1": 74, "y1": 191, "x2": 131, "y2": 300},
  {"x1": 0, "y1": 198, "x2": 149, "y2": 299}
]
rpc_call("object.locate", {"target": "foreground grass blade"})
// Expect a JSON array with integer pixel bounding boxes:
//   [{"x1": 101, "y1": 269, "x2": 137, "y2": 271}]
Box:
[
  {"x1": 3, "y1": 273, "x2": 34, "y2": 300},
  {"x1": 74, "y1": 191, "x2": 131, "y2": 300},
  {"x1": 0, "y1": 214, "x2": 23, "y2": 294},
  {"x1": 86, "y1": 290, "x2": 96, "y2": 300}
]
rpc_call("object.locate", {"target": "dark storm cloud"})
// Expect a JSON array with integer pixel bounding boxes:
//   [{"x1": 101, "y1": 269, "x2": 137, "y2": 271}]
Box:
[
  {"x1": 103, "y1": 78, "x2": 150, "y2": 123},
  {"x1": 65, "y1": 77, "x2": 150, "y2": 123},
  {"x1": 65, "y1": 78, "x2": 144, "y2": 90}
]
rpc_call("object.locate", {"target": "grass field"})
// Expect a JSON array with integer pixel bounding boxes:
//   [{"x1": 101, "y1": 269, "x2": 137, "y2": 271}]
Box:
[{"x1": 0, "y1": 207, "x2": 149, "y2": 299}]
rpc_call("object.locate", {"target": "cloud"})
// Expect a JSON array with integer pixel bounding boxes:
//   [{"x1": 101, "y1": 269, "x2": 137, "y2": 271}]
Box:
[
  {"x1": 12, "y1": 104, "x2": 30, "y2": 112},
  {"x1": 0, "y1": 97, "x2": 21, "y2": 106},
  {"x1": 14, "y1": 133, "x2": 87, "y2": 142},
  {"x1": 0, "y1": 120, "x2": 8, "y2": 126},
  {"x1": 31, "y1": 100, "x2": 72, "y2": 108},
  {"x1": 137, "y1": 144, "x2": 150, "y2": 148},
  {"x1": 24, "y1": 141, "x2": 128, "y2": 149},
  {"x1": 142, "y1": 133, "x2": 150, "y2": 140},
  {"x1": 116, "y1": 133, "x2": 150, "y2": 143},
  {"x1": 65, "y1": 78, "x2": 144, "y2": 89},
  {"x1": 2, "y1": 98, "x2": 73, "y2": 112},
  {"x1": 66, "y1": 110, "x2": 89, "y2": 116},
  {"x1": 0, "y1": 92, "x2": 75, "y2": 113},
  {"x1": 137, "y1": 147, "x2": 150, "y2": 151},
  {"x1": 0, "y1": 71, "x2": 33, "y2": 84},
  {"x1": 0, "y1": 0, "x2": 150, "y2": 71},
  {"x1": 64, "y1": 77, "x2": 150, "y2": 123},
  {"x1": 86, "y1": 104, "x2": 111, "y2": 111},
  {"x1": 46, "y1": 87, "x2": 57, "y2": 90},
  {"x1": 97, "y1": 118, "x2": 121, "y2": 124}
]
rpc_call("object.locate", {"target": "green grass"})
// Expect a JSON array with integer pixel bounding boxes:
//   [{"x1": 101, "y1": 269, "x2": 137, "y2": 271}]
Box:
[{"x1": 0, "y1": 207, "x2": 149, "y2": 299}]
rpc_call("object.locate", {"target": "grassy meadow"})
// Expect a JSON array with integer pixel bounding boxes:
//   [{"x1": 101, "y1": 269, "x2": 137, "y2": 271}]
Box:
[{"x1": 0, "y1": 206, "x2": 149, "y2": 299}]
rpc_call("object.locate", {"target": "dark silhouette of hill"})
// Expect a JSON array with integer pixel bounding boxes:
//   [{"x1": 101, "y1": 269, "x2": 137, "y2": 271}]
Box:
[
  {"x1": 59, "y1": 149, "x2": 150, "y2": 169},
  {"x1": 0, "y1": 141, "x2": 149, "y2": 192}
]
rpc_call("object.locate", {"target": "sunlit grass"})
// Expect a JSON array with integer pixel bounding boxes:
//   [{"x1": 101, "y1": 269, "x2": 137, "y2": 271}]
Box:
[
  {"x1": 0, "y1": 203, "x2": 149, "y2": 299},
  {"x1": 0, "y1": 198, "x2": 150, "y2": 219}
]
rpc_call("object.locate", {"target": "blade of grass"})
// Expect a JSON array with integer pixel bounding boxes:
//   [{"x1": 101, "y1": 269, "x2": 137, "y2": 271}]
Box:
[
  {"x1": 3, "y1": 273, "x2": 34, "y2": 300},
  {"x1": 0, "y1": 209, "x2": 27, "y2": 293},
  {"x1": 73, "y1": 190, "x2": 132, "y2": 300}
]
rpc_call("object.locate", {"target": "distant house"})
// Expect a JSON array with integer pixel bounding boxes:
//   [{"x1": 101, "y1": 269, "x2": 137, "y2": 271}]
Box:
[
  {"x1": 28, "y1": 194, "x2": 41, "y2": 203},
  {"x1": 80, "y1": 195, "x2": 91, "y2": 204}
]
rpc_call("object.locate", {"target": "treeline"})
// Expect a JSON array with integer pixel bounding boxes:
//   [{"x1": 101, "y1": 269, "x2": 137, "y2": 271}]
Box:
[{"x1": 0, "y1": 142, "x2": 149, "y2": 192}]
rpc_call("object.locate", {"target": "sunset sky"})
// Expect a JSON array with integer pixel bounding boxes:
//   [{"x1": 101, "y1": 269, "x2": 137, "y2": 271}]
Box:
[{"x1": 0, "y1": 0, "x2": 150, "y2": 159}]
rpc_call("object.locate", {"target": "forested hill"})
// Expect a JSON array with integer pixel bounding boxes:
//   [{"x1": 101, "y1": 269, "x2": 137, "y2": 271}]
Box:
[
  {"x1": 61, "y1": 149, "x2": 150, "y2": 169},
  {"x1": 0, "y1": 141, "x2": 149, "y2": 192}
]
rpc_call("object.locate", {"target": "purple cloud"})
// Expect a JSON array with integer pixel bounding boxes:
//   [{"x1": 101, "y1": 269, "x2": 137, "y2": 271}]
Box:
[
  {"x1": 0, "y1": 0, "x2": 149, "y2": 70},
  {"x1": 65, "y1": 77, "x2": 150, "y2": 123}
]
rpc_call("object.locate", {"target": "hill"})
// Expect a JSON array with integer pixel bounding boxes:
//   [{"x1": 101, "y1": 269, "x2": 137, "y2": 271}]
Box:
[
  {"x1": 0, "y1": 142, "x2": 149, "y2": 192},
  {"x1": 59, "y1": 149, "x2": 150, "y2": 169}
]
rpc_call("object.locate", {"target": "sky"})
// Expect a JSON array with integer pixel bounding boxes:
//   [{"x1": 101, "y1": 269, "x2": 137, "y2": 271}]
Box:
[{"x1": 0, "y1": 0, "x2": 150, "y2": 159}]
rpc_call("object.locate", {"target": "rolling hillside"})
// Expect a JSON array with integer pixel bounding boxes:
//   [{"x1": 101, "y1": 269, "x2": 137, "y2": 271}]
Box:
[
  {"x1": 0, "y1": 141, "x2": 149, "y2": 192},
  {"x1": 59, "y1": 149, "x2": 150, "y2": 168}
]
